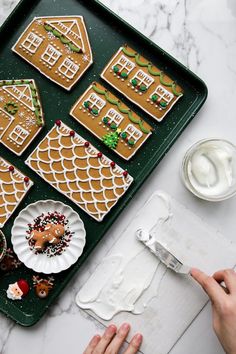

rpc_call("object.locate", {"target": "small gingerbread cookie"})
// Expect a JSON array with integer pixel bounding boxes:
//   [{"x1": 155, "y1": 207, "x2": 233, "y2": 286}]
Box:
[
  {"x1": 32, "y1": 275, "x2": 54, "y2": 298},
  {"x1": 30, "y1": 223, "x2": 65, "y2": 251}
]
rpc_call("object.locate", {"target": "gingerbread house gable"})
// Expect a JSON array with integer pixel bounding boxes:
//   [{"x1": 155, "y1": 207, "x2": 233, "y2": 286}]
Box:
[
  {"x1": 101, "y1": 46, "x2": 183, "y2": 122},
  {"x1": 0, "y1": 79, "x2": 44, "y2": 156},
  {"x1": 70, "y1": 82, "x2": 152, "y2": 160},
  {"x1": 12, "y1": 16, "x2": 93, "y2": 91}
]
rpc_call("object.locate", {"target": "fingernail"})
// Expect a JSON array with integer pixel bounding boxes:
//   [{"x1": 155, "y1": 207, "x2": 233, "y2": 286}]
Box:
[
  {"x1": 120, "y1": 323, "x2": 130, "y2": 334},
  {"x1": 91, "y1": 335, "x2": 101, "y2": 345},
  {"x1": 133, "y1": 333, "x2": 143, "y2": 346},
  {"x1": 106, "y1": 324, "x2": 117, "y2": 335}
]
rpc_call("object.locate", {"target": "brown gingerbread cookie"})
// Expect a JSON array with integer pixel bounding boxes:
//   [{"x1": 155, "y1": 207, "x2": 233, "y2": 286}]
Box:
[
  {"x1": 30, "y1": 223, "x2": 65, "y2": 251},
  {"x1": 32, "y1": 275, "x2": 54, "y2": 298},
  {"x1": 101, "y1": 45, "x2": 183, "y2": 122},
  {"x1": 0, "y1": 248, "x2": 22, "y2": 273}
]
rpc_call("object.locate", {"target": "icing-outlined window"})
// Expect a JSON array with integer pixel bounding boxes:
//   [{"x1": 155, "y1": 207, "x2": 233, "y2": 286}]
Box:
[
  {"x1": 131, "y1": 70, "x2": 154, "y2": 89},
  {"x1": 9, "y1": 125, "x2": 29, "y2": 146},
  {"x1": 105, "y1": 108, "x2": 124, "y2": 127},
  {"x1": 150, "y1": 85, "x2": 174, "y2": 104},
  {"x1": 113, "y1": 55, "x2": 135, "y2": 75},
  {"x1": 22, "y1": 32, "x2": 43, "y2": 53},
  {"x1": 41, "y1": 45, "x2": 62, "y2": 66},
  {"x1": 58, "y1": 58, "x2": 80, "y2": 79},
  {"x1": 86, "y1": 93, "x2": 106, "y2": 113},
  {"x1": 123, "y1": 124, "x2": 142, "y2": 143}
]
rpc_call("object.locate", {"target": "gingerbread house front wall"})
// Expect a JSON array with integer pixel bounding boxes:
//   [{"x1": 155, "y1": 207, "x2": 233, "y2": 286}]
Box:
[
  {"x1": 101, "y1": 47, "x2": 183, "y2": 122},
  {"x1": 12, "y1": 17, "x2": 93, "y2": 91},
  {"x1": 70, "y1": 84, "x2": 152, "y2": 160},
  {"x1": 0, "y1": 81, "x2": 43, "y2": 156}
]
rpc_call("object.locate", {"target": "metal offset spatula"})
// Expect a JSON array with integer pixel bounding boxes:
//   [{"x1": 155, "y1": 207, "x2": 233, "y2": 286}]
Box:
[{"x1": 136, "y1": 228, "x2": 191, "y2": 275}]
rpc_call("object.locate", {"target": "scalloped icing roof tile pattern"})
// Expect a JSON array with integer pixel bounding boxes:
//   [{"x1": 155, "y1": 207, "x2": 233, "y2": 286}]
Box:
[
  {"x1": 0, "y1": 157, "x2": 33, "y2": 227},
  {"x1": 25, "y1": 122, "x2": 133, "y2": 222}
]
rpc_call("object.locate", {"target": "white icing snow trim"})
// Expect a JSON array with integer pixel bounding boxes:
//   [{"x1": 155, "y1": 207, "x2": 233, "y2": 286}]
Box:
[
  {"x1": 25, "y1": 122, "x2": 133, "y2": 222},
  {"x1": 0, "y1": 157, "x2": 33, "y2": 227},
  {"x1": 0, "y1": 79, "x2": 44, "y2": 156},
  {"x1": 69, "y1": 84, "x2": 152, "y2": 161},
  {"x1": 100, "y1": 47, "x2": 182, "y2": 122},
  {"x1": 11, "y1": 16, "x2": 93, "y2": 91}
]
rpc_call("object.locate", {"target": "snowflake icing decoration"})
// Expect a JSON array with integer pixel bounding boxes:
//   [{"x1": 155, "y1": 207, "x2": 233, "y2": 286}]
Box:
[
  {"x1": 47, "y1": 32, "x2": 56, "y2": 40},
  {"x1": 65, "y1": 45, "x2": 73, "y2": 54},
  {"x1": 19, "y1": 112, "x2": 25, "y2": 118},
  {"x1": 25, "y1": 117, "x2": 36, "y2": 127},
  {"x1": 36, "y1": 19, "x2": 43, "y2": 26},
  {"x1": 82, "y1": 54, "x2": 90, "y2": 63},
  {"x1": 0, "y1": 96, "x2": 5, "y2": 102}
]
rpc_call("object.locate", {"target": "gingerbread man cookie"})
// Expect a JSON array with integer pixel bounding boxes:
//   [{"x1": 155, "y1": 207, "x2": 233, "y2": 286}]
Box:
[{"x1": 30, "y1": 223, "x2": 65, "y2": 251}]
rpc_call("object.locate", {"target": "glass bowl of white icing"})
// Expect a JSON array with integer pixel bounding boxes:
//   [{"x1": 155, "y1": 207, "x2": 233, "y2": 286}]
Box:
[{"x1": 182, "y1": 138, "x2": 236, "y2": 201}]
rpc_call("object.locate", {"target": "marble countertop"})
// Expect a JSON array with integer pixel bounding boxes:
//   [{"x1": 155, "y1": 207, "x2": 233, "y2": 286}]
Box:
[{"x1": 0, "y1": 0, "x2": 236, "y2": 353}]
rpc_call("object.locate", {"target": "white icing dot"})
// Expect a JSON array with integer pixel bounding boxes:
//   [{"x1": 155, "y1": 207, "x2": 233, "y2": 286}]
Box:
[
  {"x1": 107, "y1": 128, "x2": 109, "y2": 131},
  {"x1": 135, "y1": 89, "x2": 138, "y2": 93},
  {"x1": 139, "y1": 92, "x2": 142, "y2": 96},
  {"x1": 127, "y1": 83, "x2": 130, "y2": 87},
  {"x1": 117, "y1": 76, "x2": 120, "y2": 80},
  {"x1": 83, "y1": 109, "x2": 86, "y2": 113},
  {"x1": 151, "y1": 102, "x2": 154, "y2": 105},
  {"x1": 103, "y1": 125, "x2": 106, "y2": 128},
  {"x1": 113, "y1": 73, "x2": 116, "y2": 77},
  {"x1": 88, "y1": 113, "x2": 91, "y2": 116},
  {"x1": 121, "y1": 79, "x2": 125, "y2": 82},
  {"x1": 79, "y1": 107, "x2": 82, "y2": 110},
  {"x1": 66, "y1": 79, "x2": 70, "y2": 82},
  {"x1": 147, "y1": 99, "x2": 150, "y2": 102},
  {"x1": 131, "y1": 87, "x2": 134, "y2": 90},
  {"x1": 125, "y1": 143, "x2": 128, "y2": 146},
  {"x1": 99, "y1": 122, "x2": 102, "y2": 125},
  {"x1": 155, "y1": 104, "x2": 158, "y2": 108},
  {"x1": 129, "y1": 147, "x2": 131, "y2": 150},
  {"x1": 110, "y1": 70, "x2": 112, "y2": 73}
]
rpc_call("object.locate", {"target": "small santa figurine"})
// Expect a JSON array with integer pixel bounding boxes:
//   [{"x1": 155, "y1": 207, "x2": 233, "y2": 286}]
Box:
[{"x1": 7, "y1": 279, "x2": 30, "y2": 300}]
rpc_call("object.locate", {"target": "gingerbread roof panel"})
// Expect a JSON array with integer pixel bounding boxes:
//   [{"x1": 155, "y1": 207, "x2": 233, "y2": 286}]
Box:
[
  {"x1": 0, "y1": 79, "x2": 44, "y2": 156},
  {"x1": 70, "y1": 82, "x2": 153, "y2": 161},
  {"x1": 25, "y1": 121, "x2": 133, "y2": 222},
  {"x1": 0, "y1": 157, "x2": 33, "y2": 228},
  {"x1": 12, "y1": 16, "x2": 93, "y2": 91},
  {"x1": 101, "y1": 45, "x2": 183, "y2": 122}
]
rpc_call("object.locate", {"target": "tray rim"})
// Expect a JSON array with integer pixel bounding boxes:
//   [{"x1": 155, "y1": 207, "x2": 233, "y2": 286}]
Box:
[{"x1": 0, "y1": 0, "x2": 208, "y2": 327}]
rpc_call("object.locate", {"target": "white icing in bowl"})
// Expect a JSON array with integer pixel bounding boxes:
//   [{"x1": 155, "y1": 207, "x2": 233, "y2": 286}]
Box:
[
  {"x1": 182, "y1": 139, "x2": 236, "y2": 201},
  {"x1": 12, "y1": 200, "x2": 86, "y2": 274}
]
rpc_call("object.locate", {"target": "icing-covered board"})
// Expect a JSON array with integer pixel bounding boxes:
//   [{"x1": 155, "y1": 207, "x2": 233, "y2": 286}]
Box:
[
  {"x1": 76, "y1": 191, "x2": 236, "y2": 354},
  {"x1": 0, "y1": 79, "x2": 44, "y2": 156},
  {"x1": 101, "y1": 45, "x2": 183, "y2": 122},
  {"x1": 70, "y1": 82, "x2": 152, "y2": 160},
  {"x1": 25, "y1": 121, "x2": 133, "y2": 222},
  {"x1": 12, "y1": 16, "x2": 93, "y2": 91},
  {"x1": 0, "y1": 157, "x2": 33, "y2": 228}
]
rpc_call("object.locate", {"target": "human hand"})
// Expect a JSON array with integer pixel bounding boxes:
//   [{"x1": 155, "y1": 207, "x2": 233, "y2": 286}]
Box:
[
  {"x1": 191, "y1": 268, "x2": 236, "y2": 354},
  {"x1": 83, "y1": 323, "x2": 143, "y2": 354}
]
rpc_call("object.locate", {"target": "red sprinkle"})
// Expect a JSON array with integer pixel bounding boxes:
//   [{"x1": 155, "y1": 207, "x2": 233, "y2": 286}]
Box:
[
  {"x1": 70, "y1": 130, "x2": 75, "y2": 137},
  {"x1": 55, "y1": 119, "x2": 61, "y2": 126},
  {"x1": 97, "y1": 152, "x2": 103, "y2": 158},
  {"x1": 110, "y1": 161, "x2": 116, "y2": 168},
  {"x1": 24, "y1": 177, "x2": 29, "y2": 183},
  {"x1": 123, "y1": 171, "x2": 128, "y2": 178},
  {"x1": 9, "y1": 166, "x2": 14, "y2": 172},
  {"x1": 84, "y1": 141, "x2": 90, "y2": 148}
]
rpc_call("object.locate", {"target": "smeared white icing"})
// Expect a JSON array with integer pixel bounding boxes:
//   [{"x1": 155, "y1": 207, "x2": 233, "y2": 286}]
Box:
[{"x1": 76, "y1": 192, "x2": 172, "y2": 320}]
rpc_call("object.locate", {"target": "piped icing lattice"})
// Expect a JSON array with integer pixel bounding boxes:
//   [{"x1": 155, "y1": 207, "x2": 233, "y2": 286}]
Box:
[
  {"x1": 25, "y1": 121, "x2": 133, "y2": 221},
  {"x1": 0, "y1": 157, "x2": 33, "y2": 227}
]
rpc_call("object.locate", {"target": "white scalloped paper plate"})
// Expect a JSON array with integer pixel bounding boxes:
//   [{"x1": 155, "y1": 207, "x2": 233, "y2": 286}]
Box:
[{"x1": 12, "y1": 200, "x2": 86, "y2": 274}]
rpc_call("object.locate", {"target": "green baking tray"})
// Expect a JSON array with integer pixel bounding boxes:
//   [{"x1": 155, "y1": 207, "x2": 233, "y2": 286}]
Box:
[{"x1": 0, "y1": 0, "x2": 208, "y2": 326}]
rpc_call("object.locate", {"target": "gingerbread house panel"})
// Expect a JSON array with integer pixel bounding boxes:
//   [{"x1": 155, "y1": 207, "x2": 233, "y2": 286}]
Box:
[
  {"x1": 0, "y1": 79, "x2": 44, "y2": 156},
  {"x1": 12, "y1": 16, "x2": 93, "y2": 91},
  {"x1": 70, "y1": 82, "x2": 152, "y2": 160},
  {"x1": 25, "y1": 121, "x2": 133, "y2": 222},
  {"x1": 101, "y1": 46, "x2": 183, "y2": 122}
]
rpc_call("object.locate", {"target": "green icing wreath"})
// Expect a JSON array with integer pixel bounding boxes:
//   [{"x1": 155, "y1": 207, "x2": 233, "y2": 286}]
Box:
[{"x1": 4, "y1": 101, "x2": 18, "y2": 115}]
